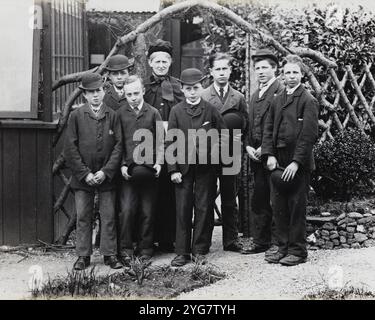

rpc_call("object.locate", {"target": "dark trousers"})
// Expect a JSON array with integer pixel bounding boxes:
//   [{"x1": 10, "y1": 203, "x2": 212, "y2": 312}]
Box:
[
  {"x1": 219, "y1": 174, "x2": 239, "y2": 248},
  {"x1": 118, "y1": 179, "x2": 158, "y2": 256},
  {"x1": 270, "y1": 148, "x2": 309, "y2": 258},
  {"x1": 154, "y1": 166, "x2": 176, "y2": 246},
  {"x1": 174, "y1": 165, "x2": 216, "y2": 255},
  {"x1": 251, "y1": 161, "x2": 276, "y2": 247},
  {"x1": 75, "y1": 189, "x2": 117, "y2": 256}
]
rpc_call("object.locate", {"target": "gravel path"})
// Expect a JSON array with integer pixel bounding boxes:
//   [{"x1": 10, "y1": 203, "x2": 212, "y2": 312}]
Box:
[{"x1": 1, "y1": 227, "x2": 375, "y2": 300}]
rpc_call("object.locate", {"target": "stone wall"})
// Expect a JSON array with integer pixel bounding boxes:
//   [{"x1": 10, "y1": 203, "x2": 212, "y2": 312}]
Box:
[{"x1": 306, "y1": 211, "x2": 375, "y2": 250}]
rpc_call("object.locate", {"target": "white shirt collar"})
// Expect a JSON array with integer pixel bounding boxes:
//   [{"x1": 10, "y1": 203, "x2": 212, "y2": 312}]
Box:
[
  {"x1": 286, "y1": 83, "x2": 301, "y2": 95},
  {"x1": 90, "y1": 103, "x2": 103, "y2": 112},
  {"x1": 113, "y1": 85, "x2": 124, "y2": 96},
  {"x1": 186, "y1": 97, "x2": 201, "y2": 106},
  {"x1": 131, "y1": 100, "x2": 144, "y2": 111},
  {"x1": 214, "y1": 83, "x2": 229, "y2": 97},
  {"x1": 259, "y1": 77, "x2": 277, "y2": 98}
]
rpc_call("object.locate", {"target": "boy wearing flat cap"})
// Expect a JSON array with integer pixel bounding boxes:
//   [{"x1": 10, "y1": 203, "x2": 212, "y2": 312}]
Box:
[
  {"x1": 261, "y1": 54, "x2": 319, "y2": 266},
  {"x1": 246, "y1": 48, "x2": 284, "y2": 255},
  {"x1": 117, "y1": 75, "x2": 163, "y2": 265},
  {"x1": 145, "y1": 39, "x2": 184, "y2": 253},
  {"x1": 103, "y1": 54, "x2": 133, "y2": 111},
  {"x1": 167, "y1": 68, "x2": 227, "y2": 267},
  {"x1": 201, "y1": 52, "x2": 250, "y2": 254},
  {"x1": 64, "y1": 73, "x2": 123, "y2": 270}
]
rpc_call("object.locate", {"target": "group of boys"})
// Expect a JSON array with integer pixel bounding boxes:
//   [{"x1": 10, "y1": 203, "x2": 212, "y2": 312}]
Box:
[{"x1": 64, "y1": 39, "x2": 318, "y2": 271}]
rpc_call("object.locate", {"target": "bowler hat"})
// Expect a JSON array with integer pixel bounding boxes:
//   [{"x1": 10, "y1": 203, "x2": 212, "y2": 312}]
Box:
[
  {"x1": 222, "y1": 110, "x2": 244, "y2": 130},
  {"x1": 79, "y1": 73, "x2": 104, "y2": 91},
  {"x1": 128, "y1": 163, "x2": 156, "y2": 183},
  {"x1": 251, "y1": 49, "x2": 279, "y2": 66},
  {"x1": 105, "y1": 54, "x2": 133, "y2": 71},
  {"x1": 147, "y1": 39, "x2": 173, "y2": 58},
  {"x1": 270, "y1": 167, "x2": 301, "y2": 193},
  {"x1": 178, "y1": 68, "x2": 207, "y2": 85}
]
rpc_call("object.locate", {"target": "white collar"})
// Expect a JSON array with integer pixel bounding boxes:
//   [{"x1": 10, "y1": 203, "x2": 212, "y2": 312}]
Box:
[
  {"x1": 214, "y1": 83, "x2": 229, "y2": 96},
  {"x1": 113, "y1": 85, "x2": 124, "y2": 95},
  {"x1": 258, "y1": 77, "x2": 277, "y2": 98},
  {"x1": 90, "y1": 103, "x2": 103, "y2": 112},
  {"x1": 286, "y1": 83, "x2": 301, "y2": 95},
  {"x1": 186, "y1": 97, "x2": 201, "y2": 106},
  {"x1": 131, "y1": 100, "x2": 144, "y2": 111}
]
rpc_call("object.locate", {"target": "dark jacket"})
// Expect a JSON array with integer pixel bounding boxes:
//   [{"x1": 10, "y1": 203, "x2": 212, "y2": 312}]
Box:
[
  {"x1": 144, "y1": 74, "x2": 184, "y2": 121},
  {"x1": 261, "y1": 85, "x2": 319, "y2": 171},
  {"x1": 103, "y1": 84, "x2": 128, "y2": 111},
  {"x1": 64, "y1": 103, "x2": 122, "y2": 191},
  {"x1": 167, "y1": 99, "x2": 227, "y2": 175},
  {"x1": 201, "y1": 84, "x2": 249, "y2": 139},
  {"x1": 117, "y1": 101, "x2": 163, "y2": 168},
  {"x1": 248, "y1": 79, "x2": 284, "y2": 148}
]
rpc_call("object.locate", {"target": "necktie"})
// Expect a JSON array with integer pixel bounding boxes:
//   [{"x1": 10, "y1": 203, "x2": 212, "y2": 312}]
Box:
[
  {"x1": 219, "y1": 87, "x2": 225, "y2": 101},
  {"x1": 133, "y1": 106, "x2": 139, "y2": 115}
]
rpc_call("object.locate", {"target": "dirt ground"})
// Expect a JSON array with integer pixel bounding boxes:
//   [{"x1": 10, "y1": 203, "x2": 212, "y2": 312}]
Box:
[{"x1": 1, "y1": 226, "x2": 375, "y2": 300}]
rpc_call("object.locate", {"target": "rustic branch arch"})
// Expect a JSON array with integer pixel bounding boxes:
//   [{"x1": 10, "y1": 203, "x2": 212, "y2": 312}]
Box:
[{"x1": 53, "y1": 0, "x2": 372, "y2": 243}]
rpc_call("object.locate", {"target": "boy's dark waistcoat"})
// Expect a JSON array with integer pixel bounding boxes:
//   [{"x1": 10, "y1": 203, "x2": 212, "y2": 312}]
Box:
[{"x1": 248, "y1": 79, "x2": 284, "y2": 148}]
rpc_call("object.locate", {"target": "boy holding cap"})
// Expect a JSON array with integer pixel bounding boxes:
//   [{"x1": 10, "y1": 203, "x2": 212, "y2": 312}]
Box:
[
  {"x1": 246, "y1": 48, "x2": 284, "y2": 255},
  {"x1": 145, "y1": 39, "x2": 184, "y2": 253},
  {"x1": 104, "y1": 54, "x2": 133, "y2": 111},
  {"x1": 167, "y1": 68, "x2": 227, "y2": 267},
  {"x1": 201, "y1": 52, "x2": 250, "y2": 254},
  {"x1": 64, "y1": 73, "x2": 123, "y2": 270},
  {"x1": 117, "y1": 75, "x2": 163, "y2": 265},
  {"x1": 261, "y1": 54, "x2": 319, "y2": 266}
]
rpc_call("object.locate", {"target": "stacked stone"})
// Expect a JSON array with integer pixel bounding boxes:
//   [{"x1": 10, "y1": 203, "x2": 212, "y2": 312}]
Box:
[{"x1": 307, "y1": 210, "x2": 375, "y2": 250}]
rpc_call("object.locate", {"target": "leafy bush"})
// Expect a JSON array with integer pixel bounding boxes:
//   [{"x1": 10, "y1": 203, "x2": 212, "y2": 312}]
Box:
[{"x1": 312, "y1": 128, "x2": 375, "y2": 201}]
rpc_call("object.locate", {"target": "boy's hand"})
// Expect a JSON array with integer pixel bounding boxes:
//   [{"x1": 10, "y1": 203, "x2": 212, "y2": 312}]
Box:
[
  {"x1": 246, "y1": 146, "x2": 260, "y2": 162},
  {"x1": 281, "y1": 161, "x2": 299, "y2": 182},
  {"x1": 121, "y1": 166, "x2": 131, "y2": 180},
  {"x1": 94, "y1": 171, "x2": 106, "y2": 185},
  {"x1": 171, "y1": 172, "x2": 182, "y2": 184},
  {"x1": 153, "y1": 164, "x2": 161, "y2": 178},
  {"x1": 267, "y1": 156, "x2": 278, "y2": 171},
  {"x1": 85, "y1": 172, "x2": 96, "y2": 186}
]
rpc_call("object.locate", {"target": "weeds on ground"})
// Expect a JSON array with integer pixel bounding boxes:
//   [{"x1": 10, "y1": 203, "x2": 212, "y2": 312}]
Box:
[
  {"x1": 304, "y1": 285, "x2": 375, "y2": 300},
  {"x1": 31, "y1": 260, "x2": 226, "y2": 299}
]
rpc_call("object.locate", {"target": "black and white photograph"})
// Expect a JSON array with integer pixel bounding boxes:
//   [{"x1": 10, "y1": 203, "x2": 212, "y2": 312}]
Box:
[{"x1": 1, "y1": 0, "x2": 375, "y2": 306}]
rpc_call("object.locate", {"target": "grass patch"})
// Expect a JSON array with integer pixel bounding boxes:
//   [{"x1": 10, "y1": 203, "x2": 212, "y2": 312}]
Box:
[
  {"x1": 304, "y1": 286, "x2": 375, "y2": 300},
  {"x1": 31, "y1": 260, "x2": 226, "y2": 299}
]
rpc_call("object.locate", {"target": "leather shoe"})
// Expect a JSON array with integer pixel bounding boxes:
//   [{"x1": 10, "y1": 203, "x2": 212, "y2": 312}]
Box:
[
  {"x1": 104, "y1": 255, "x2": 123, "y2": 269},
  {"x1": 119, "y1": 255, "x2": 132, "y2": 267},
  {"x1": 246, "y1": 244, "x2": 270, "y2": 254},
  {"x1": 265, "y1": 245, "x2": 279, "y2": 257},
  {"x1": 171, "y1": 254, "x2": 191, "y2": 267},
  {"x1": 224, "y1": 242, "x2": 252, "y2": 254},
  {"x1": 139, "y1": 254, "x2": 152, "y2": 263},
  {"x1": 192, "y1": 254, "x2": 207, "y2": 265},
  {"x1": 264, "y1": 251, "x2": 286, "y2": 264},
  {"x1": 73, "y1": 256, "x2": 90, "y2": 271},
  {"x1": 279, "y1": 254, "x2": 307, "y2": 266}
]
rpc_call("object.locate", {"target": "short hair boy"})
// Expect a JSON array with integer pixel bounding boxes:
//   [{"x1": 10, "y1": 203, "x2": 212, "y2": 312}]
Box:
[
  {"x1": 261, "y1": 54, "x2": 319, "y2": 266},
  {"x1": 64, "y1": 73, "x2": 123, "y2": 270},
  {"x1": 168, "y1": 68, "x2": 227, "y2": 267},
  {"x1": 245, "y1": 48, "x2": 284, "y2": 255},
  {"x1": 117, "y1": 75, "x2": 163, "y2": 265},
  {"x1": 103, "y1": 54, "x2": 133, "y2": 111},
  {"x1": 201, "y1": 52, "x2": 250, "y2": 254}
]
